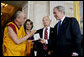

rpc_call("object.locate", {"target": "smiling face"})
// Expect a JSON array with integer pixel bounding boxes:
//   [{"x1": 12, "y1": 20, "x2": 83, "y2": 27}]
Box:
[
  {"x1": 26, "y1": 21, "x2": 32, "y2": 30},
  {"x1": 42, "y1": 16, "x2": 51, "y2": 27},
  {"x1": 53, "y1": 8, "x2": 62, "y2": 20},
  {"x1": 53, "y1": 7, "x2": 65, "y2": 20},
  {"x1": 16, "y1": 12, "x2": 26, "y2": 26}
]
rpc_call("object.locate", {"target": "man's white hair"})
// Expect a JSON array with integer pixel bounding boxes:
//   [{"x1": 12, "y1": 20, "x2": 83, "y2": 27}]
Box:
[{"x1": 43, "y1": 16, "x2": 52, "y2": 20}]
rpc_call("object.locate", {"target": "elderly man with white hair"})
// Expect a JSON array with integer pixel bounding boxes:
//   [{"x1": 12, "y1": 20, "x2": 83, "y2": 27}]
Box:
[{"x1": 34, "y1": 16, "x2": 55, "y2": 56}]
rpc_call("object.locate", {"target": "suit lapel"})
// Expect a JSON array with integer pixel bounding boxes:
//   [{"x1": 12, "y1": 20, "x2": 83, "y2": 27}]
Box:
[
  {"x1": 60, "y1": 17, "x2": 69, "y2": 29},
  {"x1": 49, "y1": 28, "x2": 51, "y2": 39},
  {"x1": 56, "y1": 17, "x2": 68, "y2": 36},
  {"x1": 49, "y1": 28, "x2": 54, "y2": 39},
  {"x1": 41, "y1": 28, "x2": 43, "y2": 38},
  {"x1": 61, "y1": 17, "x2": 67, "y2": 26}
]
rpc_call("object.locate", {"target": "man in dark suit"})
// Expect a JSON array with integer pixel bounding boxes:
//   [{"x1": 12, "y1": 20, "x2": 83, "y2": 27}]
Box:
[
  {"x1": 53, "y1": 6, "x2": 82, "y2": 56},
  {"x1": 34, "y1": 16, "x2": 54, "y2": 56}
]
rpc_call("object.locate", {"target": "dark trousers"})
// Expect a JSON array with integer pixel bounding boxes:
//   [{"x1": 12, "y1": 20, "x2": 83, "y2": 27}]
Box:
[{"x1": 37, "y1": 49, "x2": 48, "y2": 56}]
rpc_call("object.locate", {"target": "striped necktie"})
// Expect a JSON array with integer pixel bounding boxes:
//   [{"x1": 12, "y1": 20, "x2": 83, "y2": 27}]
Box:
[
  {"x1": 44, "y1": 28, "x2": 48, "y2": 40},
  {"x1": 43, "y1": 28, "x2": 48, "y2": 51}
]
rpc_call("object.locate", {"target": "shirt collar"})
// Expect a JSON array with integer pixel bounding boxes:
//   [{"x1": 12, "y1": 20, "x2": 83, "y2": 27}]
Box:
[
  {"x1": 60, "y1": 15, "x2": 65, "y2": 22},
  {"x1": 44, "y1": 26, "x2": 50, "y2": 30}
]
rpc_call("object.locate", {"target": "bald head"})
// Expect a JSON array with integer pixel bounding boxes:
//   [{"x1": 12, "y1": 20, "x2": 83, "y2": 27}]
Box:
[
  {"x1": 42, "y1": 16, "x2": 51, "y2": 27},
  {"x1": 43, "y1": 16, "x2": 51, "y2": 20},
  {"x1": 14, "y1": 11, "x2": 26, "y2": 25},
  {"x1": 13, "y1": 11, "x2": 25, "y2": 20}
]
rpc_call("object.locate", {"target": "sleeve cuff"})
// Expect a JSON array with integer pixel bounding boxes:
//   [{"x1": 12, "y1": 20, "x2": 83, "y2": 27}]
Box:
[
  {"x1": 45, "y1": 40, "x2": 48, "y2": 44},
  {"x1": 72, "y1": 52, "x2": 79, "y2": 56}
]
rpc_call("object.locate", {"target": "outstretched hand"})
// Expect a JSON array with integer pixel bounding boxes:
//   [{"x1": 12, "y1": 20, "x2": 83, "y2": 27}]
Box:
[{"x1": 39, "y1": 39, "x2": 46, "y2": 44}]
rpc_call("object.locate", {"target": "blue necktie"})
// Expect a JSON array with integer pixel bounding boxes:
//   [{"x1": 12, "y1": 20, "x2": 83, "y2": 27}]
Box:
[{"x1": 57, "y1": 20, "x2": 61, "y2": 35}]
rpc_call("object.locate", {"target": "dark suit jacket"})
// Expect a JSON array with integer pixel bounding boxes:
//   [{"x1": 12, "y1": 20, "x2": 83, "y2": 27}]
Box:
[
  {"x1": 54, "y1": 17, "x2": 81, "y2": 56},
  {"x1": 34, "y1": 27, "x2": 55, "y2": 55}
]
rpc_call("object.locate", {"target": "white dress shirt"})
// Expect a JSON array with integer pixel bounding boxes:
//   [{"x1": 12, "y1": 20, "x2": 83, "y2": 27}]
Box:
[
  {"x1": 59, "y1": 15, "x2": 65, "y2": 24},
  {"x1": 43, "y1": 27, "x2": 50, "y2": 44}
]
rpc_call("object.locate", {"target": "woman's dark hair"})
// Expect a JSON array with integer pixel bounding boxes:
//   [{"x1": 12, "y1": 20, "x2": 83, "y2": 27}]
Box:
[{"x1": 24, "y1": 19, "x2": 33, "y2": 30}]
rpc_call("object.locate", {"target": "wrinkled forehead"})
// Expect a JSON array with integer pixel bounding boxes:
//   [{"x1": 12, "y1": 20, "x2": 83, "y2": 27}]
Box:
[
  {"x1": 21, "y1": 12, "x2": 25, "y2": 15},
  {"x1": 18, "y1": 12, "x2": 25, "y2": 17}
]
